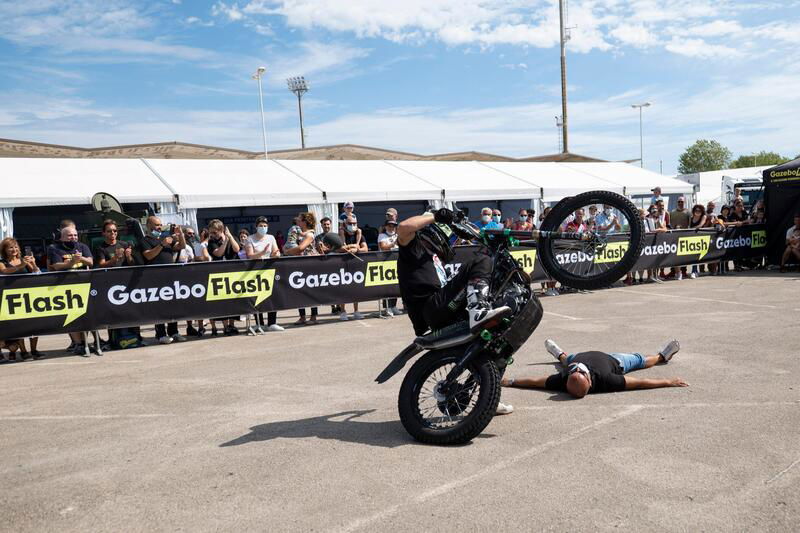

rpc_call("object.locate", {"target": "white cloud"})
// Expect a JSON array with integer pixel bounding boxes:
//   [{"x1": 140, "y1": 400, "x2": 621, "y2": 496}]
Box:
[
  {"x1": 664, "y1": 37, "x2": 740, "y2": 59},
  {"x1": 610, "y1": 24, "x2": 659, "y2": 47},
  {"x1": 4, "y1": 71, "x2": 797, "y2": 175},
  {"x1": 212, "y1": 0, "x2": 797, "y2": 60}
]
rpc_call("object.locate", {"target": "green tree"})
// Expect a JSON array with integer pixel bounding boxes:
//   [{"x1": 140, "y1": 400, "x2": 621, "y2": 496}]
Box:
[
  {"x1": 677, "y1": 140, "x2": 732, "y2": 174},
  {"x1": 730, "y1": 151, "x2": 790, "y2": 168}
]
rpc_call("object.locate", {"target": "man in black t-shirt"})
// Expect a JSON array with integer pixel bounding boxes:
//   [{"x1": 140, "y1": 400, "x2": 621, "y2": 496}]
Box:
[
  {"x1": 47, "y1": 224, "x2": 94, "y2": 355},
  {"x1": 139, "y1": 216, "x2": 186, "y2": 344},
  {"x1": 94, "y1": 220, "x2": 135, "y2": 268},
  {"x1": 501, "y1": 338, "x2": 687, "y2": 398}
]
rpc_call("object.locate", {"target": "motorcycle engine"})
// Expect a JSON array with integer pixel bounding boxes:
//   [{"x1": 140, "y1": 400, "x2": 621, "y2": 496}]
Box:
[{"x1": 495, "y1": 283, "x2": 528, "y2": 316}]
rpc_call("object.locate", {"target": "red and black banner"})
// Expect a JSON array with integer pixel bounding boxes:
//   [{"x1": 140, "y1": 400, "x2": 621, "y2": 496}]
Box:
[{"x1": 0, "y1": 225, "x2": 766, "y2": 339}]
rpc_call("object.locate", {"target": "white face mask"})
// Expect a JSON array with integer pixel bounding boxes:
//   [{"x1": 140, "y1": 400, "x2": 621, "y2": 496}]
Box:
[
  {"x1": 519, "y1": 215, "x2": 527, "y2": 221},
  {"x1": 257, "y1": 226, "x2": 268, "y2": 236},
  {"x1": 481, "y1": 215, "x2": 491, "y2": 223},
  {"x1": 346, "y1": 224, "x2": 357, "y2": 233}
]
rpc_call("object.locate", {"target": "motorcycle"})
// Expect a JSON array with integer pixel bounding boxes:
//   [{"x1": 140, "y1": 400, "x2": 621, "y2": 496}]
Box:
[{"x1": 375, "y1": 190, "x2": 645, "y2": 445}]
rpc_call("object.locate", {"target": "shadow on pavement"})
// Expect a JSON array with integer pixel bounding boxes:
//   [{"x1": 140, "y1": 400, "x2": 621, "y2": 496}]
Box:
[{"x1": 220, "y1": 409, "x2": 419, "y2": 449}]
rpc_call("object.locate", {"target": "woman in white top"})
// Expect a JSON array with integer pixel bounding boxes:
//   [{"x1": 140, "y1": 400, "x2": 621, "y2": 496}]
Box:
[
  {"x1": 245, "y1": 216, "x2": 284, "y2": 333},
  {"x1": 645, "y1": 205, "x2": 667, "y2": 282},
  {"x1": 377, "y1": 219, "x2": 402, "y2": 317}
]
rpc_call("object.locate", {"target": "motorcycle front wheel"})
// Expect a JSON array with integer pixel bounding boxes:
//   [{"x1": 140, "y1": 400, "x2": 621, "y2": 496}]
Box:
[
  {"x1": 538, "y1": 190, "x2": 644, "y2": 290},
  {"x1": 398, "y1": 349, "x2": 500, "y2": 445}
]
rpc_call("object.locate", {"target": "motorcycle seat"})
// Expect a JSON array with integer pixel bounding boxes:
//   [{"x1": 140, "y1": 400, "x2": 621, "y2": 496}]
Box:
[{"x1": 415, "y1": 321, "x2": 475, "y2": 350}]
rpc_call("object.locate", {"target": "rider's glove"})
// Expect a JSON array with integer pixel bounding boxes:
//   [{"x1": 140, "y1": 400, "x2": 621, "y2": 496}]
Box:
[{"x1": 433, "y1": 208, "x2": 454, "y2": 224}]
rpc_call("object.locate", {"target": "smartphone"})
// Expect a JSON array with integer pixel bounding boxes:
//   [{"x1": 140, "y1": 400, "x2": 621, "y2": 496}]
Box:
[
  {"x1": 170, "y1": 223, "x2": 177, "y2": 234},
  {"x1": 24, "y1": 246, "x2": 33, "y2": 257}
]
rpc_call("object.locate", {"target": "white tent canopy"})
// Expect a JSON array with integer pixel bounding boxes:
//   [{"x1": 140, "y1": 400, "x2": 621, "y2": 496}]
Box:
[
  {"x1": 0, "y1": 158, "x2": 175, "y2": 208},
  {"x1": 389, "y1": 160, "x2": 540, "y2": 201},
  {"x1": 0, "y1": 157, "x2": 692, "y2": 209},
  {"x1": 564, "y1": 163, "x2": 693, "y2": 196},
  {"x1": 483, "y1": 162, "x2": 623, "y2": 201},
  {"x1": 144, "y1": 159, "x2": 323, "y2": 208},
  {"x1": 276, "y1": 160, "x2": 441, "y2": 202}
]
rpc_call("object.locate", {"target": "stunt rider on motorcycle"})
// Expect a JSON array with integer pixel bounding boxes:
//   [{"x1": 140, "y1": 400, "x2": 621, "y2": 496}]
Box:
[{"x1": 396, "y1": 208, "x2": 512, "y2": 338}]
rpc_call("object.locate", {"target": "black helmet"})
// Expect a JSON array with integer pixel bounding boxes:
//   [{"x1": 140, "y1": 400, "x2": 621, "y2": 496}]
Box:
[{"x1": 418, "y1": 223, "x2": 457, "y2": 263}]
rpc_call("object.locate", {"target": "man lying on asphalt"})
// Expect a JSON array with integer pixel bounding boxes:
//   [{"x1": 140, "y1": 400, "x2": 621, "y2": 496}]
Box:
[{"x1": 500, "y1": 339, "x2": 687, "y2": 398}]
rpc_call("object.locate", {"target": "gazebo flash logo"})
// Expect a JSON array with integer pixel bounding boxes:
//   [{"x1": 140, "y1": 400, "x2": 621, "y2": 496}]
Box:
[
  {"x1": 678, "y1": 235, "x2": 711, "y2": 260},
  {"x1": 206, "y1": 270, "x2": 276, "y2": 305},
  {"x1": 0, "y1": 283, "x2": 91, "y2": 325}
]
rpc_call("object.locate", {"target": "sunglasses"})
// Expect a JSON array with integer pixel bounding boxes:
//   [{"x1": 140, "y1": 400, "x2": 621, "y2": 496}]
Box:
[{"x1": 568, "y1": 362, "x2": 590, "y2": 378}]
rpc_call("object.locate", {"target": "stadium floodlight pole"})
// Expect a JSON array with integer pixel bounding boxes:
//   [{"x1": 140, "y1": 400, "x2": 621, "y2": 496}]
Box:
[
  {"x1": 631, "y1": 102, "x2": 651, "y2": 168},
  {"x1": 558, "y1": 0, "x2": 570, "y2": 154},
  {"x1": 252, "y1": 66, "x2": 268, "y2": 159},
  {"x1": 287, "y1": 76, "x2": 309, "y2": 149}
]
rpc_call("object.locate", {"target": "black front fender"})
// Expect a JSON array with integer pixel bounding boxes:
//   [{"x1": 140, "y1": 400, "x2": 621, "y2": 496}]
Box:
[{"x1": 375, "y1": 342, "x2": 423, "y2": 384}]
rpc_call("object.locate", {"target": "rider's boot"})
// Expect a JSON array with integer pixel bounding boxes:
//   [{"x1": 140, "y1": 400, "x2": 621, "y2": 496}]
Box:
[{"x1": 466, "y1": 279, "x2": 511, "y2": 333}]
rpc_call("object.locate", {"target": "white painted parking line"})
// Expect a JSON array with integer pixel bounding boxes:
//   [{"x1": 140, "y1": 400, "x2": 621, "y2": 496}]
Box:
[
  {"x1": 355, "y1": 320, "x2": 372, "y2": 328},
  {"x1": 765, "y1": 457, "x2": 800, "y2": 485},
  {"x1": 0, "y1": 414, "x2": 173, "y2": 420},
  {"x1": 616, "y1": 288, "x2": 778, "y2": 309},
  {"x1": 31, "y1": 360, "x2": 142, "y2": 366},
  {"x1": 340, "y1": 405, "x2": 643, "y2": 532},
  {"x1": 543, "y1": 311, "x2": 582, "y2": 321}
]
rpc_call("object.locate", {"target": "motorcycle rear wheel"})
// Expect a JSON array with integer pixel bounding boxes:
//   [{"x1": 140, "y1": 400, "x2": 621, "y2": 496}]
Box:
[{"x1": 398, "y1": 349, "x2": 500, "y2": 445}]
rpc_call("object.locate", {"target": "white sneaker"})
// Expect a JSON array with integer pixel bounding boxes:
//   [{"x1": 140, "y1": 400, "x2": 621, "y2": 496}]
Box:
[
  {"x1": 267, "y1": 324, "x2": 285, "y2": 332},
  {"x1": 495, "y1": 402, "x2": 514, "y2": 415},
  {"x1": 468, "y1": 304, "x2": 511, "y2": 332},
  {"x1": 658, "y1": 340, "x2": 680, "y2": 362},
  {"x1": 545, "y1": 339, "x2": 565, "y2": 361},
  {"x1": 390, "y1": 307, "x2": 402, "y2": 315},
  {"x1": 352, "y1": 312, "x2": 364, "y2": 320},
  {"x1": 690, "y1": 272, "x2": 698, "y2": 279},
  {"x1": 158, "y1": 336, "x2": 173, "y2": 345},
  {"x1": 676, "y1": 272, "x2": 683, "y2": 281},
  {"x1": 339, "y1": 312, "x2": 349, "y2": 321},
  {"x1": 382, "y1": 308, "x2": 394, "y2": 317}
]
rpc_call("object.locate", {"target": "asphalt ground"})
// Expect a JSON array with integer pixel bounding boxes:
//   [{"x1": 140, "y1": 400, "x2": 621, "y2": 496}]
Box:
[{"x1": 2, "y1": 270, "x2": 799, "y2": 532}]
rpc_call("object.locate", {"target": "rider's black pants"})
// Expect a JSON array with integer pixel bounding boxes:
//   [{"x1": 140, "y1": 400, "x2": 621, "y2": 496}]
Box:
[{"x1": 422, "y1": 248, "x2": 492, "y2": 331}]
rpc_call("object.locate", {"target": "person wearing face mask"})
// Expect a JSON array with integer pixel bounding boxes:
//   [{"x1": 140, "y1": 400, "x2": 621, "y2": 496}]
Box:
[
  {"x1": 377, "y1": 219, "x2": 402, "y2": 317},
  {"x1": 644, "y1": 205, "x2": 667, "y2": 283},
  {"x1": 511, "y1": 209, "x2": 534, "y2": 231},
  {"x1": 47, "y1": 224, "x2": 95, "y2": 354},
  {"x1": 140, "y1": 216, "x2": 187, "y2": 344},
  {"x1": 336, "y1": 215, "x2": 368, "y2": 320},
  {"x1": 595, "y1": 204, "x2": 622, "y2": 235},
  {"x1": 245, "y1": 216, "x2": 284, "y2": 333},
  {"x1": 475, "y1": 207, "x2": 503, "y2": 230}
]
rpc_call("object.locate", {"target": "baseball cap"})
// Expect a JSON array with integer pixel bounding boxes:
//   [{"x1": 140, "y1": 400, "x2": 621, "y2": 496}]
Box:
[
  {"x1": 677, "y1": 196, "x2": 686, "y2": 202},
  {"x1": 386, "y1": 207, "x2": 397, "y2": 215},
  {"x1": 651, "y1": 187, "x2": 661, "y2": 192},
  {"x1": 343, "y1": 201, "x2": 355, "y2": 209}
]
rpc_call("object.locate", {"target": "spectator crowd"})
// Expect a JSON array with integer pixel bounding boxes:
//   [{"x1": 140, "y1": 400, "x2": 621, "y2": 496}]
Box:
[{"x1": 0, "y1": 194, "x2": 790, "y2": 363}]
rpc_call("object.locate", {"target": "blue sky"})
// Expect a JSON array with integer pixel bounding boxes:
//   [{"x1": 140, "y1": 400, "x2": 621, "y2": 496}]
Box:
[{"x1": 1, "y1": 0, "x2": 798, "y2": 174}]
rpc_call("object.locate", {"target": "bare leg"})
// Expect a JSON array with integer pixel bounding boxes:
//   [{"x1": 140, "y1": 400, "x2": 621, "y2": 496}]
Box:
[{"x1": 644, "y1": 354, "x2": 665, "y2": 368}]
